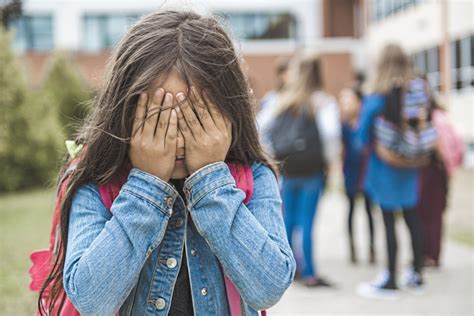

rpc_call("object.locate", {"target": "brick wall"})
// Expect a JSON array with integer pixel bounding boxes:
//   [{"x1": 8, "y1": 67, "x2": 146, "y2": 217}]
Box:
[{"x1": 20, "y1": 51, "x2": 353, "y2": 101}]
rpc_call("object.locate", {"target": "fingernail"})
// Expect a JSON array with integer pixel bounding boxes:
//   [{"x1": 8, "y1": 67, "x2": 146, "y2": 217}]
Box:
[
  {"x1": 154, "y1": 88, "x2": 164, "y2": 101},
  {"x1": 165, "y1": 92, "x2": 172, "y2": 102},
  {"x1": 155, "y1": 88, "x2": 165, "y2": 96},
  {"x1": 176, "y1": 93, "x2": 185, "y2": 102}
]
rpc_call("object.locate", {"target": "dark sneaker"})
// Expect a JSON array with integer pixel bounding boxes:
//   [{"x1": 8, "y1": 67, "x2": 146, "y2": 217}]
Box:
[
  {"x1": 303, "y1": 276, "x2": 334, "y2": 288},
  {"x1": 357, "y1": 271, "x2": 400, "y2": 300}
]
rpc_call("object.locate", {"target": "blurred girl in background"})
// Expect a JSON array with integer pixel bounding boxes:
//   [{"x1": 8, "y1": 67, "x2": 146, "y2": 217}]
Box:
[
  {"x1": 417, "y1": 99, "x2": 464, "y2": 267},
  {"x1": 357, "y1": 44, "x2": 427, "y2": 298},
  {"x1": 269, "y1": 54, "x2": 340, "y2": 287},
  {"x1": 339, "y1": 86, "x2": 375, "y2": 265}
]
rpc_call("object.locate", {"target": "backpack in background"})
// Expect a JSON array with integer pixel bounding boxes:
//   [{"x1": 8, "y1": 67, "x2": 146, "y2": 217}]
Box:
[
  {"x1": 374, "y1": 78, "x2": 438, "y2": 164},
  {"x1": 432, "y1": 109, "x2": 465, "y2": 176},
  {"x1": 269, "y1": 109, "x2": 326, "y2": 177}
]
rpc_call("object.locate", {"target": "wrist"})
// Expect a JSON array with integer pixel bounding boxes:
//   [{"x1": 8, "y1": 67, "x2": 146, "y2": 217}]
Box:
[
  {"x1": 134, "y1": 167, "x2": 170, "y2": 183},
  {"x1": 188, "y1": 160, "x2": 224, "y2": 175}
]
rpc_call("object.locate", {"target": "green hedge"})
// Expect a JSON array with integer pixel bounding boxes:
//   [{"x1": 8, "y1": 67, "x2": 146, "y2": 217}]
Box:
[{"x1": 0, "y1": 27, "x2": 91, "y2": 192}]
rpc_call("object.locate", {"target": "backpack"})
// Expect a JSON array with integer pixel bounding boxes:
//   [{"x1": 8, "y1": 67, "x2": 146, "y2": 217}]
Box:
[
  {"x1": 374, "y1": 78, "x2": 438, "y2": 164},
  {"x1": 432, "y1": 109, "x2": 465, "y2": 176},
  {"x1": 269, "y1": 109, "x2": 325, "y2": 177},
  {"x1": 29, "y1": 148, "x2": 266, "y2": 316}
]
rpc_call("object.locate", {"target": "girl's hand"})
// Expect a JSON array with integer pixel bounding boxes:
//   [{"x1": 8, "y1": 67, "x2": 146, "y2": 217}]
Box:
[
  {"x1": 129, "y1": 88, "x2": 178, "y2": 182},
  {"x1": 175, "y1": 87, "x2": 232, "y2": 174}
]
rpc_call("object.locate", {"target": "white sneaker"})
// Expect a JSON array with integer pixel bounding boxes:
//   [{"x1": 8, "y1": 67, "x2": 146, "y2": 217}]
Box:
[
  {"x1": 357, "y1": 271, "x2": 400, "y2": 300},
  {"x1": 401, "y1": 268, "x2": 425, "y2": 295}
]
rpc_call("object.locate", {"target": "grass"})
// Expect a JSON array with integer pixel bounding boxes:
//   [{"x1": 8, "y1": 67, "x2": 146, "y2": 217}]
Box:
[
  {"x1": 0, "y1": 188, "x2": 55, "y2": 315},
  {"x1": 451, "y1": 230, "x2": 474, "y2": 247}
]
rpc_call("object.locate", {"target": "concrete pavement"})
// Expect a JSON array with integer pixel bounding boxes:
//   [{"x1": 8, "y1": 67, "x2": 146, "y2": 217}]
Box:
[{"x1": 269, "y1": 174, "x2": 474, "y2": 316}]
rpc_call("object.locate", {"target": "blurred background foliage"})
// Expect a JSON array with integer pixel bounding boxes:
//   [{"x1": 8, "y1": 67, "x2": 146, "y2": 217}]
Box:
[{"x1": 0, "y1": 26, "x2": 91, "y2": 192}]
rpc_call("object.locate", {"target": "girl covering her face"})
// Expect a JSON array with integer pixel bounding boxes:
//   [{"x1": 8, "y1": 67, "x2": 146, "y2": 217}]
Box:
[{"x1": 38, "y1": 10, "x2": 295, "y2": 316}]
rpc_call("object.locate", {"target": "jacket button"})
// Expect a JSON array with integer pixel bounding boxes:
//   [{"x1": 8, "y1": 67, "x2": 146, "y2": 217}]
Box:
[
  {"x1": 166, "y1": 258, "x2": 177, "y2": 269},
  {"x1": 190, "y1": 249, "x2": 197, "y2": 257},
  {"x1": 166, "y1": 197, "x2": 174, "y2": 208},
  {"x1": 201, "y1": 287, "x2": 208, "y2": 296},
  {"x1": 155, "y1": 298, "x2": 166, "y2": 310}
]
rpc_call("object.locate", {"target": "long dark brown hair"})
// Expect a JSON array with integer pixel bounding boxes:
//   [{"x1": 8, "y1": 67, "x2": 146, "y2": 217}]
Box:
[{"x1": 38, "y1": 10, "x2": 273, "y2": 314}]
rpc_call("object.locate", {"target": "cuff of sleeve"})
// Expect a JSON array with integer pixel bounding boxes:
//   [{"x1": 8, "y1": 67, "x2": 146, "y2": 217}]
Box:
[
  {"x1": 184, "y1": 162, "x2": 235, "y2": 207},
  {"x1": 123, "y1": 168, "x2": 179, "y2": 216}
]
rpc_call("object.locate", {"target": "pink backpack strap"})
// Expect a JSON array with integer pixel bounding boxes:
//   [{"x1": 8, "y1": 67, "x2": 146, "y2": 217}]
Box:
[
  {"x1": 99, "y1": 164, "x2": 132, "y2": 209},
  {"x1": 227, "y1": 163, "x2": 254, "y2": 204}
]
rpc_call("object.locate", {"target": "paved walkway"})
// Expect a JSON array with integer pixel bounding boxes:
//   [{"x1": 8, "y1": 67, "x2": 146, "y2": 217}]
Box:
[{"x1": 269, "y1": 176, "x2": 474, "y2": 315}]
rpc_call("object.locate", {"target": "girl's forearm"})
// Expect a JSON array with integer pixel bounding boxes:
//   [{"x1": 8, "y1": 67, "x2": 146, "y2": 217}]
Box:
[
  {"x1": 63, "y1": 169, "x2": 176, "y2": 315},
  {"x1": 185, "y1": 162, "x2": 296, "y2": 310}
]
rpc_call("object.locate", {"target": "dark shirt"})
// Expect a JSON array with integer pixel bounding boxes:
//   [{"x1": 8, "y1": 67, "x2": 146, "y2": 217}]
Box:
[{"x1": 169, "y1": 179, "x2": 194, "y2": 316}]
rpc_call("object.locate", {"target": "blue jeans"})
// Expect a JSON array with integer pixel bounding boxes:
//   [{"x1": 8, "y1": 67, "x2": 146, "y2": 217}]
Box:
[{"x1": 281, "y1": 173, "x2": 324, "y2": 278}]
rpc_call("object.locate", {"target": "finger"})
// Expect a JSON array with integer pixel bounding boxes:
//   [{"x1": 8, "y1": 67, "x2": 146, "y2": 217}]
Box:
[
  {"x1": 189, "y1": 87, "x2": 215, "y2": 133},
  {"x1": 132, "y1": 92, "x2": 147, "y2": 138},
  {"x1": 208, "y1": 102, "x2": 228, "y2": 132},
  {"x1": 176, "y1": 92, "x2": 202, "y2": 137},
  {"x1": 200, "y1": 89, "x2": 231, "y2": 137},
  {"x1": 176, "y1": 104, "x2": 194, "y2": 141},
  {"x1": 144, "y1": 88, "x2": 164, "y2": 141},
  {"x1": 156, "y1": 92, "x2": 173, "y2": 139},
  {"x1": 166, "y1": 109, "x2": 178, "y2": 148},
  {"x1": 201, "y1": 90, "x2": 218, "y2": 127}
]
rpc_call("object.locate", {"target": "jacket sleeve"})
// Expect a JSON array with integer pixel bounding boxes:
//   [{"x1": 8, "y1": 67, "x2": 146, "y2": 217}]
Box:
[
  {"x1": 63, "y1": 169, "x2": 178, "y2": 316},
  {"x1": 184, "y1": 162, "x2": 296, "y2": 310},
  {"x1": 356, "y1": 94, "x2": 384, "y2": 150}
]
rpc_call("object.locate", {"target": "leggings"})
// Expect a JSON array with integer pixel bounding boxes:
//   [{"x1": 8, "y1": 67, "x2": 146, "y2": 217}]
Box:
[
  {"x1": 348, "y1": 193, "x2": 374, "y2": 250},
  {"x1": 381, "y1": 208, "x2": 423, "y2": 278}
]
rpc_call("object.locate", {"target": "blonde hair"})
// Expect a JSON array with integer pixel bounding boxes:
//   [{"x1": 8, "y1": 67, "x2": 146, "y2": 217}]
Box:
[
  {"x1": 368, "y1": 44, "x2": 415, "y2": 94},
  {"x1": 276, "y1": 53, "x2": 323, "y2": 115}
]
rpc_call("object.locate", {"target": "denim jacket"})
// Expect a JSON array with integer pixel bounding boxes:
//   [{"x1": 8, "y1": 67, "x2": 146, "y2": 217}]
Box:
[{"x1": 63, "y1": 161, "x2": 296, "y2": 315}]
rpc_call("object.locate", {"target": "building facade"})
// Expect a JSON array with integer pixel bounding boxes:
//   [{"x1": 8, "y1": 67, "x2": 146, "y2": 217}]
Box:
[{"x1": 9, "y1": 0, "x2": 361, "y2": 100}]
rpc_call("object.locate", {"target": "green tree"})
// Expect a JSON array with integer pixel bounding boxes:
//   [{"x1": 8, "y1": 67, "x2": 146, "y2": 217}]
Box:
[
  {"x1": 0, "y1": 26, "x2": 32, "y2": 191},
  {"x1": 0, "y1": 29, "x2": 92, "y2": 192},
  {"x1": 41, "y1": 51, "x2": 91, "y2": 138}
]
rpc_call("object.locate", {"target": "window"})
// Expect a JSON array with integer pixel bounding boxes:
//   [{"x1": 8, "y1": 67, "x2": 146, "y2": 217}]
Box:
[
  {"x1": 82, "y1": 14, "x2": 141, "y2": 52},
  {"x1": 372, "y1": 0, "x2": 420, "y2": 21},
  {"x1": 9, "y1": 15, "x2": 54, "y2": 52},
  {"x1": 413, "y1": 50, "x2": 427, "y2": 74},
  {"x1": 426, "y1": 47, "x2": 440, "y2": 91},
  {"x1": 451, "y1": 39, "x2": 462, "y2": 90},
  {"x1": 451, "y1": 35, "x2": 474, "y2": 91},
  {"x1": 412, "y1": 46, "x2": 440, "y2": 92},
  {"x1": 217, "y1": 12, "x2": 297, "y2": 41},
  {"x1": 460, "y1": 36, "x2": 474, "y2": 89}
]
